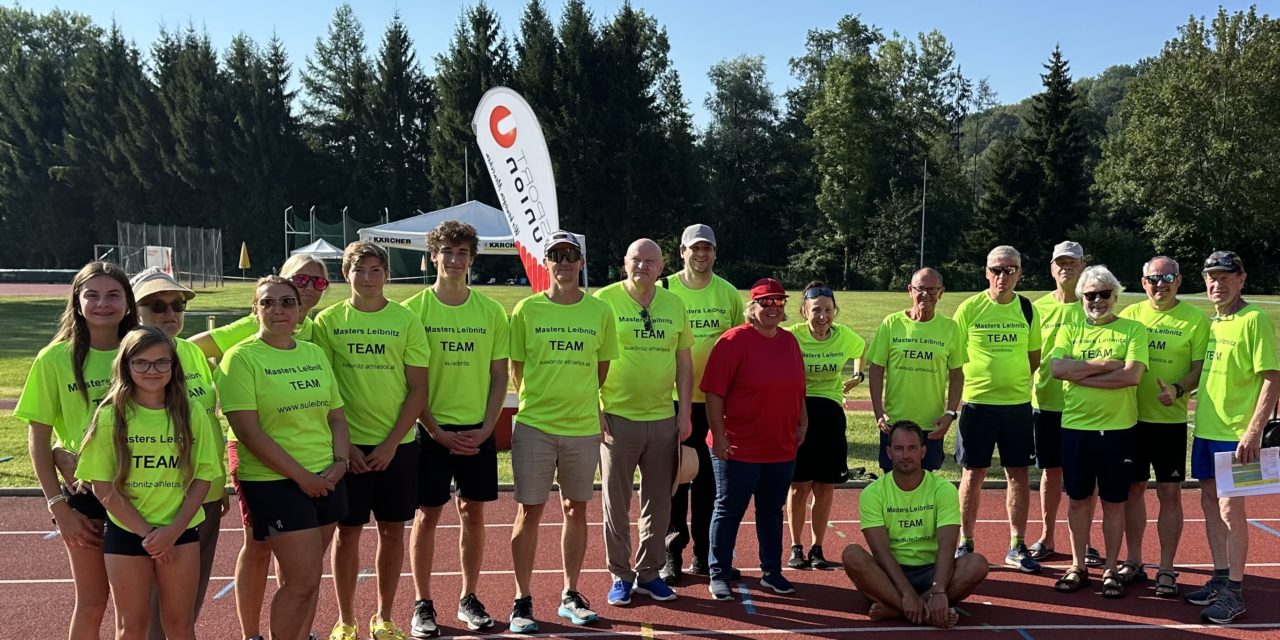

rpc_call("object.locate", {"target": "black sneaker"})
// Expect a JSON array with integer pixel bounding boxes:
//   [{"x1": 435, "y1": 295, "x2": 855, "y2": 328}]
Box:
[
  {"x1": 661, "y1": 552, "x2": 683, "y2": 586},
  {"x1": 457, "y1": 593, "x2": 494, "y2": 631},
  {"x1": 411, "y1": 599, "x2": 440, "y2": 639},
  {"x1": 508, "y1": 596, "x2": 538, "y2": 634},
  {"x1": 788, "y1": 544, "x2": 810, "y2": 569},
  {"x1": 808, "y1": 545, "x2": 837, "y2": 570},
  {"x1": 689, "y1": 557, "x2": 741, "y2": 580}
]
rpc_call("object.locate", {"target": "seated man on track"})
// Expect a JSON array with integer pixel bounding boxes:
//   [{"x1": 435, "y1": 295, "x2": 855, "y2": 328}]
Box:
[{"x1": 842, "y1": 421, "x2": 988, "y2": 628}]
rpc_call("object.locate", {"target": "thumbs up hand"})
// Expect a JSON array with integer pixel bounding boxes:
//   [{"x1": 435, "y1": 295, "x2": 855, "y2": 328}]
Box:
[{"x1": 1157, "y1": 378, "x2": 1175, "y2": 406}]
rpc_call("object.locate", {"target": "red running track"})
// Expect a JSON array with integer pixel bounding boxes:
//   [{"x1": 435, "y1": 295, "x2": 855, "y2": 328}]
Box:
[{"x1": 1, "y1": 488, "x2": 1279, "y2": 639}]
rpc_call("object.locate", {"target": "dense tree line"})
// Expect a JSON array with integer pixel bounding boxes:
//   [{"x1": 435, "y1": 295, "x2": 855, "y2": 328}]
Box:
[{"x1": 1, "y1": 3, "x2": 1276, "y2": 290}]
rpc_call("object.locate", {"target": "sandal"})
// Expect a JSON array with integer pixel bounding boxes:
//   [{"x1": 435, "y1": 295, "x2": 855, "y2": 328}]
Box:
[
  {"x1": 1054, "y1": 567, "x2": 1091, "y2": 593},
  {"x1": 1101, "y1": 570, "x2": 1125, "y2": 599},
  {"x1": 1154, "y1": 569, "x2": 1178, "y2": 598},
  {"x1": 1116, "y1": 560, "x2": 1148, "y2": 585},
  {"x1": 1027, "y1": 541, "x2": 1054, "y2": 561},
  {"x1": 1084, "y1": 546, "x2": 1104, "y2": 567}
]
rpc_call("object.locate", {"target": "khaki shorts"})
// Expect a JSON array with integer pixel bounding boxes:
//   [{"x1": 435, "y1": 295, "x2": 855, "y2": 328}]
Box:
[{"x1": 511, "y1": 422, "x2": 600, "y2": 504}]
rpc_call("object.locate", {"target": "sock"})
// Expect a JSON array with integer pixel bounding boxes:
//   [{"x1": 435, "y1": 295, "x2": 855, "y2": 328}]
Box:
[
  {"x1": 1227, "y1": 579, "x2": 1243, "y2": 593},
  {"x1": 1010, "y1": 535, "x2": 1024, "y2": 549},
  {"x1": 1213, "y1": 568, "x2": 1229, "y2": 581}
]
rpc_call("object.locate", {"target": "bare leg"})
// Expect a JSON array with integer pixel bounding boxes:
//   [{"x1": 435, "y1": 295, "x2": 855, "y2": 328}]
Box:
[
  {"x1": 457, "y1": 498, "x2": 486, "y2": 598},
  {"x1": 234, "y1": 531, "x2": 272, "y2": 639},
  {"x1": 1155, "y1": 482, "x2": 1183, "y2": 571},
  {"x1": 959, "y1": 468, "x2": 987, "y2": 541},
  {"x1": 1005, "y1": 466, "x2": 1030, "y2": 542},
  {"x1": 270, "y1": 524, "x2": 335, "y2": 640},
  {"x1": 1200, "y1": 479, "x2": 1229, "y2": 572},
  {"x1": 1036, "y1": 467, "x2": 1063, "y2": 548},
  {"x1": 410, "y1": 506, "x2": 443, "y2": 601},
  {"x1": 562, "y1": 498, "x2": 589, "y2": 593},
  {"x1": 1100, "y1": 500, "x2": 1126, "y2": 574},
  {"x1": 511, "y1": 503, "x2": 545, "y2": 599},
  {"x1": 787, "y1": 482, "x2": 811, "y2": 547},
  {"x1": 841, "y1": 544, "x2": 904, "y2": 612},
  {"x1": 105, "y1": 554, "x2": 156, "y2": 640},
  {"x1": 331, "y1": 525, "x2": 363, "y2": 627},
  {"x1": 153, "y1": 543, "x2": 202, "y2": 640},
  {"x1": 810, "y1": 483, "x2": 834, "y2": 547},
  {"x1": 1124, "y1": 482, "x2": 1146, "y2": 566},
  {"x1": 1067, "y1": 496, "x2": 1096, "y2": 570},
  {"x1": 374, "y1": 521, "x2": 406, "y2": 623},
  {"x1": 1220, "y1": 496, "x2": 1248, "y2": 582},
  {"x1": 66, "y1": 537, "x2": 110, "y2": 640}
]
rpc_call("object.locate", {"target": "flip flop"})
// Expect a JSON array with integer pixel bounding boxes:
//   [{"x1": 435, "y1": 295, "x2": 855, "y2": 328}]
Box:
[{"x1": 1027, "y1": 541, "x2": 1054, "y2": 561}]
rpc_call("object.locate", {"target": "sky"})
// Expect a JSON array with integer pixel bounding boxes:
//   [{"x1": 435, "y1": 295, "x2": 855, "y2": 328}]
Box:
[{"x1": 17, "y1": 0, "x2": 1277, "y2": 128}]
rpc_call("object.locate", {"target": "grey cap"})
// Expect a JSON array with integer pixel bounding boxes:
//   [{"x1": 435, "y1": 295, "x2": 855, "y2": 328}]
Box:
[
  {"x1": 1051, "y1": 241, "x2": 1084, "y2": 260},
  {"x1": 544, "y1": 230, "x2": 582, "y2": 254},
  {"x1": 680, "y1": 224, "x2": 717, "y2": 248}
]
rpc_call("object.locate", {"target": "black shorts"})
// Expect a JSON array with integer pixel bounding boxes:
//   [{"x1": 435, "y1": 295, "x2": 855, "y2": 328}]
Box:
[
  {"x1": 1061, "y1": 427, "x2": 1137, "y2": 503},
  {"x1": 240, "y1": 477, "x2": 348, "y2": 542},
  {"x1": 1133, "y1": 421, "x2": 1188, "y2": 484},
  {"x1": 342, "y1": 442, "x2": 420, "y2": 525},
  {"x1": 1033, "y1": 409, "x2": 1064, "y2": 470},
  {"x1": 901, "y1": 564, "x2": 937, "y2": 595},
  {"x1": 416, "y1": 423, "x2": 499, "y2": 507},
  {"x1": 954, "y1": 402, "x2": 1035, "y2": 469},
  {"x1": 879, "y1": 430, "x2": 945, "y2": 473},
  {"x1": 67, "y1": 490, "x2": 107, "y2": 521},
  {"x1": 793, "y1": 397, "x2": 849, "y2": 484},
  {"x1": 103, "y1": 519, "x2": 198, "y2": 556}
]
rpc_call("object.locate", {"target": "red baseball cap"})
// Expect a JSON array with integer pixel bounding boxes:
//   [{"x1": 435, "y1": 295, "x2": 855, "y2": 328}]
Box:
[{"x1": 749, "y1": 278, "x2": 786, "y2": 300}]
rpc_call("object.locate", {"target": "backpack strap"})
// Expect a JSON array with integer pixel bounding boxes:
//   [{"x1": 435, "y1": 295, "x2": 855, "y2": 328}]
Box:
[
  {"x1": 1018, "y1": 294, "x2": 1034, "y2": 328},
  {"x1": 660, "y1": 276, "x2": 670, "y2": 289}
]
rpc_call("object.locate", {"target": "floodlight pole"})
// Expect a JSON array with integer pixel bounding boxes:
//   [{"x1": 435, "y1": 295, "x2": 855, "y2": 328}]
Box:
[
  {"x1": 283, "y1": 206, "x2": 293, "y2": 264},
  {"x1": 465, "y1": 145, "x2": 470, "y2": 201},
  {"x1": 920, "y1": 156, "x2": 928, "y2": 269}
]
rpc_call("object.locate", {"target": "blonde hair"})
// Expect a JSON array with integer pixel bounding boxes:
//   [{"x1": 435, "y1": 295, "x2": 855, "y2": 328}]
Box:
[
  {"x1": 280, "y1": 253, "x2": 329, "y2": 279},
  {"x1": 341, "y1": 241, "x2": 389, "y2": 277}
]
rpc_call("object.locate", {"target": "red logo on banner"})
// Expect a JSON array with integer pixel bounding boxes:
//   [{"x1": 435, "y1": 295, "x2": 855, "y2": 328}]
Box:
[{"x1": 490, "y1": 106, "x2": 517, "y2": 148}]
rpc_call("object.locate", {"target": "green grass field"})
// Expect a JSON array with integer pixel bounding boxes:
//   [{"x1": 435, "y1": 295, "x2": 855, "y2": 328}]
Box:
[{"x1": 2, "y1": 283, "x2": 1276, "y2": 488}]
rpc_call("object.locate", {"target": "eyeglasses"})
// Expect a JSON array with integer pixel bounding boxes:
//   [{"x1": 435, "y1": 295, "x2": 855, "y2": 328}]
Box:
[
  {"x1": 290, "y1": 274, "x2": 329, "y2": 291},
  {"x1": 639, "y1": 307, "x2": 653, "y2": 333},
  {"x1": 1142, "y1": 273, "x2": 1178, "y2": 284},
  {"x1": 144, "y1": 300, "x2": 186, "y2": 314},
  {"x1": 1082, "y1": 290, "x2": 1113, "y2": 302},
  {"x1": 909, "y1": 285, "x2": 942, "y2": 296},
  {"x1": 987, "y1": 266, "x2": 1020, "y2": 277},
  {"x1": 547, "y1": 248, "x2": 582, "y2": 263},
  {"x1": 130, "y1": 358, "x2": 173, "y2": 374},
  {"x1": 256, "y1": 296, "x2": 299, "y2": 309},
  {"x1": 756, "y1": 297, "x2": 787, "y2": 308},
  {"x1": 803, "y1": 286, "x2": 835, "y2": 300}
]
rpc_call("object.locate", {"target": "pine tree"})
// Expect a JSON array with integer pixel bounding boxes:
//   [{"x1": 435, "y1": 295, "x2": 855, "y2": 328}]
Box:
[
  {"x1": 551, "y1": 0, "x2": 603, "y2": 236},
  {"x1": 1025, "y1": 46, "x2": 1090, "y2": 261},
  {"x1": 370, "y1": 12, "x2": 433, "y2": 218}
]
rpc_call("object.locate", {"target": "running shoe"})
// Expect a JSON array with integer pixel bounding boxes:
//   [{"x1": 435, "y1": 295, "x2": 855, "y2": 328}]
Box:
[
  {"x1": 1185, "y1": 577, "x2": 1226, "y2": 606},
  {"x1": 1201, "y1": 588, "x2": 1245, "y2": 624},
  {"x1": 660, "y1": 552, "x2": 683, "y2": 586},
  {"x1": 508, "y1": 596, "x2": 538, "y2": 634},
  {"x1": 708, "y1": 579, "x2": 734, "y2": 601},
  {"x1": 410, "y1": 600, "x2": 439, "y2": 639},
  {"x1": 808, "y1": 545, "x2": 837, "y2": 570},
  {"x1": 329, "y1": 623, "x2": 358, "y2": 640},
  {"x1": 1005, "y1": 543, "x2": 1043, "y2": 574},
  {"x1": 690, "y1": 557, "x2": 742, "y2": 580},
  {"x1": 761, "y1": 572, "x2": 796, "y2": 594},
  {"x1": 557, "y1": 591, "x2": 599, "y2": 626},
  {"x1": 369, "y1": 617, "x2": 407, "y2": 640},
  {"x1": 955, "y1": 540, "x2": 974, "y2": 559},
  {"x1": 607, "y1": 579, "x2": 632, "y2": 606},
  {"x1": 457, "y1": 593, "x2": 494, "y2": 631},
  {"x1": 788, "y1": 544, "x2": 810, "y2": 569},
  {"x1": 633, "y1": 577, "x2": 677, "y2": 601}
]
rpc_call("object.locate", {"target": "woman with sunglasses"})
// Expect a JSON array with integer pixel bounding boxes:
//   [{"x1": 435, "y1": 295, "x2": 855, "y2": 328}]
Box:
[
  {"x1": 701, "y1": 278, "x2": 807, "y2": 600},
  {"x1": 189, "y1": 254, "x2": 329, "y2": 640},
  {"x1": 219, "y1": 276, "x2": 350, "y2": 640},
  {"x1": 76, "y1": 326, "x2": 220, "y2": 640},
  {"x1": 1049, "y1": 266, "x2": 1148, "y2": 598},
  {"x1": 15, "y1": 261, "x2": 139, "y2": 639},
  {"x1": 784, "y1": 281, "x2": 865, "y2": 571},
  {"x1": 130, "y1": 268, "x2": 225, "y2": 640}
]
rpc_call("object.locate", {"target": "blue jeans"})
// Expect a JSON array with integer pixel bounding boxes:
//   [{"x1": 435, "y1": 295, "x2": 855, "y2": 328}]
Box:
[{"x1": 707, "y1": 454, "x2": 795, "y2": 579}]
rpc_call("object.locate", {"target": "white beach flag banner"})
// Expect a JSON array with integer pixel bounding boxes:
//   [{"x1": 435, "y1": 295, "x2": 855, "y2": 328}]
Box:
[{"x1": 471, "y1": 87, "x2": 559, "y2": 292}]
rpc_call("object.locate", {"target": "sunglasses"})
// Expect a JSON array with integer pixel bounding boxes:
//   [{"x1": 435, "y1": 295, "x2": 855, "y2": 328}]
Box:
[
  {"x1": 756, "y1": 297, "x2": 787, "y2": 308},
  {"x1": 546, "y1": 247, "x2": 582, "y2": 263},
  {"x1": 987, "y1": 265, "x2": 1020, "y2": 277},
  {"x1": 639, "y1": 307, "x2": 653, "y2": 333},
  {"x1": 1082, "y1": 290, "x2": 1113, "y2": 302},
  {"x1": 803, "y1": 286, "x2": 835, "y2": 300},
  {"x1": 130, "y1": 358, "x2": 173, "y2": 374},
  {"x1": 290, "y1": 274, "x2": 330, "y2": 291},
  {"x1": 1142, "y1": 273, "x2": 1178, "y2": 284},
  {"x1": 1203, "y1": 256, "x2": 1241, "y2": 271},
  {"x1": 257, "y1": 296, "x2": 300, "y2": 309},
  {"x1": 144, "y1": 300, "x2": 186, "y2": 314}
]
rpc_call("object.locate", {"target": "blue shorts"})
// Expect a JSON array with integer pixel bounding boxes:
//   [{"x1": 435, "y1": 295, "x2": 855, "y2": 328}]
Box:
[{"x1": 1191, "y1": 437, "x2": 1238, "y2": 481}]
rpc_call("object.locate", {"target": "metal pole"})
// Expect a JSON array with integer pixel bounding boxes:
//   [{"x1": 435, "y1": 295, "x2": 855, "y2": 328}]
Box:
[
  {"x1": 284, "y1": 206, "x2": 293, "y2": 264},
  {"x1": 309, "y1": 206, "x2": 316, "y2": 244},
  {"x1": 464, "y1": 145, "x2": 470, "y2": 201},
  {"x1": 920, "y1": 156, "x2": 928, "y2": 269},
  {"x1": 342, "y1": 206, "x2": 349, "y2": 248}
]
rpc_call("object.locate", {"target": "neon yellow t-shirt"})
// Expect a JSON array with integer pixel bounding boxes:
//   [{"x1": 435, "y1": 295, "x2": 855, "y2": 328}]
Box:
[
  {"x1": 664, "y1": 274, "x2": 743, "y2": 402},
  {"x1": 867, "y1": 312, "x2": 968, "y2": 430},
  {"x1": 313, "y1": 300, "x2": 431, "y2": 445},
  {"x1": 210, "y1": 313, "x2": 317, "y2": 353},
  {"x1": 217, "y1": 339, "x2": 343, "y2": 481},
  {"x1": 176, "y1": 337, "x2": 225, "y2": 502},
  {"x1": 76, "y1": 403, "x2": 220, "y2": 534},
  {"x1": 595, "y1": 282, "x2": 693, "y2": 420},
  {"x1": 1195, "y1": 304, "x2": 1280, "y2": 442},
  {"x1": 510, "y1": 292, "x2": 619, "y2": 436},
  {"x1": 14, "y1": 342, "x2": 117, "y2": 453},
  {"x1": 402, "y1": 288, "x2": 511, "y2": 426},
  {"x1": 953, "y1": 292, "x2": 1042, "y2": 405},
  {"x1": 786, "y1": 323, "x2": 865, "y2": 404},
  {"x1": 1052, "y1": 317, "x2": 1149, "y2": 431},
  {"x1": 859, "y1": 471, "x2": 961, "y2": 567},
  {"x1": 1032, "y1": 294, "x2": 1086, "y2": 412},
  {"x1": 1118, "y1": 301, "x2": 1210, "y2": 424}
]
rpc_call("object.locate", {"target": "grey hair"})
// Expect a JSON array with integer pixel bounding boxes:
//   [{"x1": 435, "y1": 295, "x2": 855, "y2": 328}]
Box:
[
  {"x1": 1075, "y1": 265, "x2": 1124, "y2": 297},
  {"x1": 1142, "y1": 256, "x2": 1180, "y2": 275},
  {"x1": 745, "y1": 300, "x2": 787, "y2": 325},
  {"x1": 986, "y1": 245, "x2": 1021, "y2": 267}
]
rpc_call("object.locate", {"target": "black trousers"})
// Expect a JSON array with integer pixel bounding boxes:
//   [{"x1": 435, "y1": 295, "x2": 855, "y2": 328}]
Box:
[{"x1": 666, "y1": 402, "x2": 715, "y2": 562}]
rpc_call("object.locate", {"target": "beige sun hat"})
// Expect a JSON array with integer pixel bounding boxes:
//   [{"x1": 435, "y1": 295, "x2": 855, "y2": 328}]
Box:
[
  {"x1": 672, "y1": 444, "x2": 700, "y2": 495},
  {"x1": 130, "y1": 267, "x2": 195, "y2": 302}
]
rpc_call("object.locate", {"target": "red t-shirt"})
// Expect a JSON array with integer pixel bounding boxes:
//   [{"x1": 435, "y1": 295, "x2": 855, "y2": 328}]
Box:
[{"x1": 699, "y1": 324, "x2": 807, "y2": 463}]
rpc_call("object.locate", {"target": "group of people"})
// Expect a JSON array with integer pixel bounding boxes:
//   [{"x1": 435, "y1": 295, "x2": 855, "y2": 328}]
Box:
[{"x1": 15, "y1": 218, "x2": 1276, "y2": 639}]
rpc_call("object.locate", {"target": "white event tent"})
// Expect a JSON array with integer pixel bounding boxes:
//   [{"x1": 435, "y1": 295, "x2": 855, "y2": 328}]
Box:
[{"x1": 289, "y1": 238, "x2": 344, "y2": 259}]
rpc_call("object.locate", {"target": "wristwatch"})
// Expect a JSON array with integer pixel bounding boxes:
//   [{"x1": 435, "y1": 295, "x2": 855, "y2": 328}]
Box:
[
  {"x1": 944, "y1": 410, "x2": 959, "y2": 419},
  {"x1": 1172, "y1": 383, "x2": 1185, "y2": 399}
]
